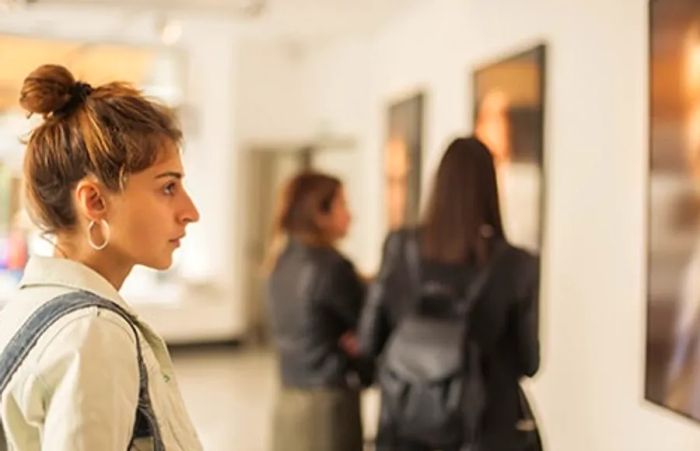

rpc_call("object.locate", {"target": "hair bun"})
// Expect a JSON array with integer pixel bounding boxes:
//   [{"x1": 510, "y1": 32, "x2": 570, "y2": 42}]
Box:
[{"x1": 19, "y1": 64, "x2": 76, "y2": 116}]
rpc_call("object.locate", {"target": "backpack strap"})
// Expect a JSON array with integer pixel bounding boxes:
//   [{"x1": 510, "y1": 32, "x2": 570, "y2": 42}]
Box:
[
  {"x1": 404, "y1": 230, "x2": 422, "y2": 295},
  {"x1": 458, "y1": 239, "x2": 510, "y2": 316},
  {"x1": 0, "y1": 291, "x2": 164, "y2": 451}
]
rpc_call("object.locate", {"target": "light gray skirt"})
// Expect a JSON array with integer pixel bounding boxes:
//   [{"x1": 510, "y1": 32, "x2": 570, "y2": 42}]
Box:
[{"x1": 271, "y1": 386, "x2": 363, "y2": 451}]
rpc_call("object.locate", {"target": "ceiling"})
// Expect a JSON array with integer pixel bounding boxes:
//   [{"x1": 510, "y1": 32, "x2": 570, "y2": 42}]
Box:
[
  {"x1": 0, "y1": 0, "x2": 417, "y2": 111},
  {"x1": 0, "y1": 35, "x2": 185, "y2": 111},
  {"x1": 0, "y1": 0, "x2": 417, "y2": 39}
]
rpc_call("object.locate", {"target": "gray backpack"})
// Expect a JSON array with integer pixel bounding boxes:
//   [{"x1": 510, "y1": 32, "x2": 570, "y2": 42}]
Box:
[
  {"x1": 378, "y1": 237, "x2": 508, "y2": 450},
  {"x1": 0, "y1": 291, "x2": 164, "y2": 451}
]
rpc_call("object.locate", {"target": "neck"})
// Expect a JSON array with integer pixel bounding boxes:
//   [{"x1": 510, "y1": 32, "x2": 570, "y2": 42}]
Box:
[
  {"x1": 294, "y1": 232, "x2": 336, "y2": 249},
  {"x1": 54, "y1": 238, "x2": 132, "y2": 290}
]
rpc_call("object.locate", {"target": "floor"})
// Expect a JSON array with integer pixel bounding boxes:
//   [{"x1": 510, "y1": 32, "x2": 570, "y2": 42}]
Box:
[{"x1": 171, "y1": 345, "x2": 379, "y2": 451}]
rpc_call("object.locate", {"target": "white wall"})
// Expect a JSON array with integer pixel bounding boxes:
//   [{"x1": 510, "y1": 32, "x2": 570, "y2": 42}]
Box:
[
  {"x1": 234, "y1": 37, "x2": 314, "y2": 145},
  {"x1": 163, "y1": 18, "x2": 244, "y2": 341},
  {"x1": 298, "y1": 37, "x2": 375, "y2": 268},
  {"x1": 290, "y1": 0, "x2": 700, "y2": 449},
  {"x1": 232, "y1": 35, "x2": 377, "y2": 268}
]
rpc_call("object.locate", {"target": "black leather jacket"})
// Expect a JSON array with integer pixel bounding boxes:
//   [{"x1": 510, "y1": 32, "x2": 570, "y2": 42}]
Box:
[
  {"x1": 359, "y1": 230, "x2": 540, "y2": 447},
  {"x1": 267, "y1": 238, "x2": 366, "y2": 389}
]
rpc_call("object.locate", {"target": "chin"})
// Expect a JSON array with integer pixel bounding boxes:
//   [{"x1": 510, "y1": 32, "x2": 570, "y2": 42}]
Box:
[
  {"x1": 142, "y1": 255, "x2": 173, "y2": 271},
  {"x1": 156, "y1": 256, "x2": 174, "y2": 270}
]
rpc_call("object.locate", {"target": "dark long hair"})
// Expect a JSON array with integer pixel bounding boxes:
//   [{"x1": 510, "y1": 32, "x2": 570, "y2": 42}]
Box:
[{"x1": 420, "y1": 136, "x2": 505, "y2": 265}]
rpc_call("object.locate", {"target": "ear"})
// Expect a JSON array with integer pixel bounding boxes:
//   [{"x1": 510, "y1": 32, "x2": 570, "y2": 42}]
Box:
[
  {"x1": 74, "y1": 177, "x2": 108, "y2": 222},
  {"x1": 314, "y1": 209, "x2": 331, "y2": 230}
]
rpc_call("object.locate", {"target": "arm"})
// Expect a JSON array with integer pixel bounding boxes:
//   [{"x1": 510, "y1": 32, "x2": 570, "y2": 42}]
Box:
[
  {"x1": 36, "y1": 312, "x2": 140, "y2": 451},
  {"x1": 310, "y1": 256, "x2": 374, "y2": 384},
  {"x1": 358, "y1": 232, "x2": 404, "y2": 358},
  {"x1": 313, "y1": 258, "x2": 366, "y2": 331},
  {"x1": 513, "y1": 255, "x2": 540, "y2": 377}
]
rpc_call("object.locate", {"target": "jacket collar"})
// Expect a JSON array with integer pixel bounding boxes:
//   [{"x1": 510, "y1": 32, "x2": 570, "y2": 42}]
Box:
[{"x1": 18, "y1": 256, "x2": 133, "y2": 313}]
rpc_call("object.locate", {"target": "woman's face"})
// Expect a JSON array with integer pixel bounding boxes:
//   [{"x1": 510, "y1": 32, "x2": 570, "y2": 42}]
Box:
[
  {"x1": 319, "y1": 187, "x2": 351, "y2": 243},
  {"x1": 105, "y1": 140, "x2": 199, "y2": 270}
]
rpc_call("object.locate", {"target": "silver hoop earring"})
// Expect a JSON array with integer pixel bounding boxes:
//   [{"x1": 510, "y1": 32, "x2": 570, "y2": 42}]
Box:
[{"x1": 87, "y1": 219, "x2": 111, "y2": 251}]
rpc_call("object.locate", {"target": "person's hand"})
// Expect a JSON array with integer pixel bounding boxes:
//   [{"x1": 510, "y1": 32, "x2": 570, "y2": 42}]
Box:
[{"x1": 339, "y1": 331, "x2": 360, "y2": 357}]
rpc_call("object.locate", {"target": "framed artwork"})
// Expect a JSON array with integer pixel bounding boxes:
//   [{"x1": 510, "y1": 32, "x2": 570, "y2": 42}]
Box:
[
  {"x1": 385, "y1": 92, "x2": 424, "y2": 230},
  {"x1": 473, "y1": 44, "x2": 546, "y2": 252},
  {"x1": 646, "y1": 0, "x2": 700, "y2": 422}
]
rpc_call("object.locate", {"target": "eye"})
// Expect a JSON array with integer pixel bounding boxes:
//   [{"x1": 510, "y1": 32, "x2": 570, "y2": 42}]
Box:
[{"x1": 163, "y1": 182, "x2": 177, "y2": 196}]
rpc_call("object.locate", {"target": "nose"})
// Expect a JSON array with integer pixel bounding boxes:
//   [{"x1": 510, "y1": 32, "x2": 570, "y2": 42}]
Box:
[{"x1": 180, "y1": 191, "x2": 200, "y2": 225}]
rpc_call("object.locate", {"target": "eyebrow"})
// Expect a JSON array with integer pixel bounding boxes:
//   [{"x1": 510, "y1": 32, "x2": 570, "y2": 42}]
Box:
[{"x1": 155, "y1": 171, "x2": 183, "y2": 180}]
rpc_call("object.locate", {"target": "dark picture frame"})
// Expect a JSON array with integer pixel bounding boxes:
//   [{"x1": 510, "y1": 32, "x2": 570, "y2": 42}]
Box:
[{"x1": 472, "y1": 44, "x2": 546, "y2": 252}]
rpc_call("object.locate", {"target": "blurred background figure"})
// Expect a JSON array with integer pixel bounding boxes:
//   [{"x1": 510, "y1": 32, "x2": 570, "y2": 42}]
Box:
[
  {"x1": 360, "y1": 137, "x2": 542, "y2": 451},
  {"x1": 265, "y1": 171, "x2": 368, "y2": 451}
]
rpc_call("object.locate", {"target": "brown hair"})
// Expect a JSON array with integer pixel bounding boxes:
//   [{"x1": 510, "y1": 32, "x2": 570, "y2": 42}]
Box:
[
  {"x1": 420, "y1": 136, "x2": 505, "y2": 265},
  {"x1": 19, "y1": 64, "x2": 182, "y2": 234},
  {"x1": 264, "y1": 171, "x2": 342, "y2": 270},
  {"x1": 274, "y1": 171, "x2": 341, "y2": 242}
]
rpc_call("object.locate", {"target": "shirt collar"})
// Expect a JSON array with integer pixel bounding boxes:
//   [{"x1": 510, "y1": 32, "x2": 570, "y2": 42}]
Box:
[{"x1": 18, "y1": 256, "x2": 132, "y2": 312}]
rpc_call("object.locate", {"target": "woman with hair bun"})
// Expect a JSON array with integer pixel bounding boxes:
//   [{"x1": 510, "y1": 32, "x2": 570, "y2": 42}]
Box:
[{"x1": 0, "y1": 65, "x2": 202, "y2": 450}]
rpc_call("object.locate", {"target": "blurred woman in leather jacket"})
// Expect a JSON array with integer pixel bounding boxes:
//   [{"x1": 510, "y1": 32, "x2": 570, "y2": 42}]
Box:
[
  {"x1": 266, "y1": 171, "x2": 367, "y2": 451},
  {"x1": 359, "y1": 137, "x2": 542, "y2": 451}
]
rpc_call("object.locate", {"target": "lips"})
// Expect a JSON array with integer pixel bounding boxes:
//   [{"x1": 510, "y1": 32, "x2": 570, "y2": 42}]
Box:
[{"x1": 169, "y1": 234, "x2": 185, "y2": 247}]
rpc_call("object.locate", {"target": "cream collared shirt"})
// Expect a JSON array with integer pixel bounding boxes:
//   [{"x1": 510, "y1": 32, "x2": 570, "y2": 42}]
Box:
[{"x1": 0, "y1": 257, "x2": 203, "y2": 451}]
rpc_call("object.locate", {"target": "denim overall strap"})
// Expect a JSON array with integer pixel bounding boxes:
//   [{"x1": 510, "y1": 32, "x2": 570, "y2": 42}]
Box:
[{"x1": 0, "y1": 290, "x2": 164, "y2": 451}]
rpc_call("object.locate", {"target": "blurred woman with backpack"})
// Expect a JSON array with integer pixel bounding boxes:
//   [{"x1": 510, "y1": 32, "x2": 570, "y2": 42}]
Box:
[{"x1": 359, "y1": 136, "x2": 542, "y2": 451}]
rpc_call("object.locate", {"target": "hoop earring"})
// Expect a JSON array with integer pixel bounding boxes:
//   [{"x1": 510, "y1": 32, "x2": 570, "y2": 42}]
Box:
[{"x1": 87, "y1": 219, "x2": 110, "y2": 251}]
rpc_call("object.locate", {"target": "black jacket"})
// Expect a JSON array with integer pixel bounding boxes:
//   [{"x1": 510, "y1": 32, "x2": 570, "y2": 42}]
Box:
[
  {"x1": 267, "y1": 238, "x2": 366, "y2": 389},
  {"x1": 359, "y1": 230, "x2": 540, "y2": 449}
]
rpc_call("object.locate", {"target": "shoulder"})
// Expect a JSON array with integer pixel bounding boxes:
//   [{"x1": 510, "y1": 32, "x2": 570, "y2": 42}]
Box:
[
  {"x1": 386, "y1": 227, "x2": 416, "y2": 245},
  {"x1": 41, "y1": 306, "x2": 137, "y2": 361},
  {"x1": 305, "y1": 247, "x2": 362, "y2": 300},
  {"x1": 311, "y1": 246, "x2": 356, "y2": 282},
  {"x1": 1, "y1": 289, "x2": 138, "y2": 357},
  {"x1": 26, "y1": 294, "x2": 139, "y2": 375},
  {"x1": 381, "y1": 227, "x2": 418, "y2": 258},
  {"x1": 503, "y1": 244, "x2": 538, "y2": 268},
  {"x1": 0, "y1": 294, "x2": 141, "y2": 402},
  {"x1": 498, "y1": 243, "x2": 539, "y2": 292}
]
